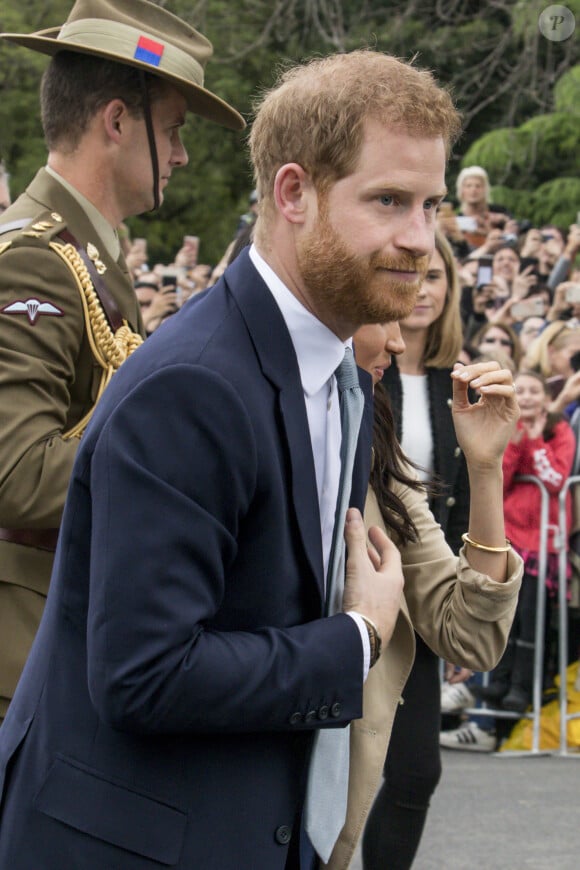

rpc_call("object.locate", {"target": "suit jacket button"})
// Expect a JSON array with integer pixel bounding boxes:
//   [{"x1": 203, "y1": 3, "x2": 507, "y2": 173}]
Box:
[
  {"x1": 304, "y1": 709, "x2": 317, "y2": 723},
  {"x1": 289, "y1": 712, "x2": 302, "y2": 725},
  {"x1": 318, "y1": 704, "x2": 330, "y2": 720},
  {"x1": 330, "y1": 702, "x2": 342, "y2": 718},
  {"x1": 445, "y1": 496, "x2": 456, "y2": 507},
  {"x1": 454, "y1": 446, "x2": 461, "y2": 457},
  {"x1": 275, "y1": 825, "x2": 292, "y2": 845}
]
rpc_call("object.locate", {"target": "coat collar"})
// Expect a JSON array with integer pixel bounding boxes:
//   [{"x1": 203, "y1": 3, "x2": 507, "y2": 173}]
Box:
[{"x1": 25, "y1": 168, "x2": 141, "y2": 332}]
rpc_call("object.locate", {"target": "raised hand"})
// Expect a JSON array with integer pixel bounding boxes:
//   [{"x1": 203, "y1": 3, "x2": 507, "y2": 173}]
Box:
[{"x1": 450, "y1": 361, "x2": 519, "y2": 469}]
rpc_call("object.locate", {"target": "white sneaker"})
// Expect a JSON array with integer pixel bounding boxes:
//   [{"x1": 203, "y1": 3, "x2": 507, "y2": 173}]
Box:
[
  {"x1": 439, "y1": 722, "x2": 496, "y2": 752},
  {"x1": 440, "y1": 681, "x2": 475, "y2": 713}
]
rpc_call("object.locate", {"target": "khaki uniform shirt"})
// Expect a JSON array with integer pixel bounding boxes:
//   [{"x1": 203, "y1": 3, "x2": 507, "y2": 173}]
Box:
[{"x1": 0, "y1": 168, "x2": 144, "y2": 716}]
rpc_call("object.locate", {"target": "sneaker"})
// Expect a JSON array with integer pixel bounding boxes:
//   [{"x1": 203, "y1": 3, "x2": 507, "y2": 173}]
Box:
[
  {"x1": 439, "y1": 722, "x2": 496, "y2": 752},
  {"x1": 440, "y1": 681, "x2": 475, "y2": 713}
]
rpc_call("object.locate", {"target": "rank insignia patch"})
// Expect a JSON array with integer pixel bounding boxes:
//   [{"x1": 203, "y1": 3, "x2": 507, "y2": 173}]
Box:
[
  {"x1": 1, "y1": 298, "x2": 64, "y2": 325},
  {"x1": 134, "y1": 35, "x2": 165, "y2": 67}
]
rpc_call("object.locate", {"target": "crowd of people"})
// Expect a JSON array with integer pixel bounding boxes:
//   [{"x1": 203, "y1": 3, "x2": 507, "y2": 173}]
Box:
[
  {"x1": 118, "y1": 190, "x2": 258, "y2": 334},
  {"x1": 431, "y1": 169, "x2": 580, "y2": 757}
]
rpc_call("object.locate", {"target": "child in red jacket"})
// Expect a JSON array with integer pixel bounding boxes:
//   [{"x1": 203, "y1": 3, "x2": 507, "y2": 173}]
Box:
[{"x1": 479, "y1": 370, "x2": 575, "y2": 712}]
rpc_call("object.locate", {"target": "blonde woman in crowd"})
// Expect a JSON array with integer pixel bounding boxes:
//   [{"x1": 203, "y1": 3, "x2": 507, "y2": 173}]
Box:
[{"x1": 524, "y1": 321, "x2": 580, "y2": 416}]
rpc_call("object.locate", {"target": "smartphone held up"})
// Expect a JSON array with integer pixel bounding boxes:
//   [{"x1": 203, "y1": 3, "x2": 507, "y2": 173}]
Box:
[
  {"x1": 565, "y1": 284, "x2": 580, "y2": 305},
  {"x1": 476, "y1": 256, "x2": 493, "y2": 288},
  {"x1": 511, "y1": 298, "x2": 545, "y2": 319}
]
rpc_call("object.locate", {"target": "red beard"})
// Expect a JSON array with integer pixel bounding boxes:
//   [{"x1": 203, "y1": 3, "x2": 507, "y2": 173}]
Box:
[{"x1": 297, "y1": 208, "x2": 429, "y2": 333}]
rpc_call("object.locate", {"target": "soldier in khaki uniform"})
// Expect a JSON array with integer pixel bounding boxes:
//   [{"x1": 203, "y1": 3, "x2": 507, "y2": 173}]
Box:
[{"x1": 0, "y1": 0, "x2": 244, "y2": 720}]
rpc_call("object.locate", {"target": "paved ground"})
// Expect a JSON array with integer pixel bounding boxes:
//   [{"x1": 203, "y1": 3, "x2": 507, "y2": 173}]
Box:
[{"x1": 349, "y1": 748, "x2": 580, "y2": 869}]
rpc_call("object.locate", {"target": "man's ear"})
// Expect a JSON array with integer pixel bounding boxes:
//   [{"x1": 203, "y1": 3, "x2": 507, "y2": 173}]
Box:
[
  {"x1": 273, "y1": 163, "x2": 315, "y2": 225},
  {"x1": 102, "y1": 99, "x2": 128, "y2": 142}
]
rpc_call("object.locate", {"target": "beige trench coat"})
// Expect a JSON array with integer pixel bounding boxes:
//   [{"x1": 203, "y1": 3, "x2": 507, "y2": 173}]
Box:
[{"x1": 325, "y1": 480, "x2": 523, "y2": 870}]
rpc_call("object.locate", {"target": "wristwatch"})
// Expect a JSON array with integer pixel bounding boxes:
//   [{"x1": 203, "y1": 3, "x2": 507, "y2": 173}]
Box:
[{"x1": 360, "y1": 615, "x2": 382, "y2": 668}]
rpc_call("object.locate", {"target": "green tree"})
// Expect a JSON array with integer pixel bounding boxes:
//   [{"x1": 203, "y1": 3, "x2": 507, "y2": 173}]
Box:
[
  {"x1": 0, "y1": 2, "x2": 70, "y2": 191},
  {"x1": 1, "y1": 0, "x2": 579, "y2": 259},
  {"x1": 462, "y1": 63, "x2": 580, "y2": 228}
]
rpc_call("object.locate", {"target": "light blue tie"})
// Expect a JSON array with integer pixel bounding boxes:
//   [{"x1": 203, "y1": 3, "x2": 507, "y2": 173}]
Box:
[{"x1": 304, "y1": 346, "x2": 365, "y2": 864}]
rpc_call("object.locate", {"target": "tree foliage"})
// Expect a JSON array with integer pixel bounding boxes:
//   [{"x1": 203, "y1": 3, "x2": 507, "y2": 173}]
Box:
[
  {"x1": 1, "y1": 0, "x2": 578, "y2": 263},
  {"x1": 463, "y1": 64, "x2": 580, "y2": 227}
]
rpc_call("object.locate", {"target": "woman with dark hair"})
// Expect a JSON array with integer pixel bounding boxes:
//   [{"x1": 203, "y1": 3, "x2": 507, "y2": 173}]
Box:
[
  {"x1": 327, "y1": 322, "x2": 522, "y2": 870},
  {"x1": 361, "y1": 232, "x2": 494, "y2": 868}
]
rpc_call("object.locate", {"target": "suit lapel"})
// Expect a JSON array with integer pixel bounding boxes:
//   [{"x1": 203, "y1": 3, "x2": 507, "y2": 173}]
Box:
[
  {"x1": 225, "y1": 251, "x2": 325, "y2": 602},
  {"x1": 351, "y1": 367, "x2": 373, "y2": 513},
  {"x1": 279, "y1": 383, "x2": 326, "y2": 603}
]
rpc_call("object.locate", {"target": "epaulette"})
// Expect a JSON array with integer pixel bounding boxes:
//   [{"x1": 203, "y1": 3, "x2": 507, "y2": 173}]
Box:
[
  {"x1": 0, "y1": 211, "x2": 66, "y2": 254},
  {"x1": 0, "y1": 210, "x2": 143, "y2": 439}
]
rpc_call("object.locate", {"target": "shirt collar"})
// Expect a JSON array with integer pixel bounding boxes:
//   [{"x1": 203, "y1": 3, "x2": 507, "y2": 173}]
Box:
[
  {"x1": 45, "y1": 165, "x2": 120, "y2": 262},
  {"x1": 249, "y1": 244, "x2": 349, "y2": 396}
]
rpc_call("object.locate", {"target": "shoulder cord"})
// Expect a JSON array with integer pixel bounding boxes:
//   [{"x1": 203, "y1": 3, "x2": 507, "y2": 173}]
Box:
[{"x1": 50, "y1": 241, "x2": 143, "y2": 439}]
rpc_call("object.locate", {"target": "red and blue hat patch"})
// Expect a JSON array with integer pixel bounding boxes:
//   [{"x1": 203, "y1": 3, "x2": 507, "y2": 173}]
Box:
[{"x1": 134, "y1": 35, "x2": 165, "y2": 67}]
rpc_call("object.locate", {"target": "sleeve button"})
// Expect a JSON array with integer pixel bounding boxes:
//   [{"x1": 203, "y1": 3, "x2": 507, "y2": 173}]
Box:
[
  {"x1": 330, "y1": 702, "x2": 342, "y2": 718},
  {"x1": 289, "y1": 712, "x2": 302, "y2": 725},
  {"x1": 275, "y1": 825, "x2": 292, "y2": 845},
  {"x1": 318, "y1": 705, "x2": 329, "y2": 720}
]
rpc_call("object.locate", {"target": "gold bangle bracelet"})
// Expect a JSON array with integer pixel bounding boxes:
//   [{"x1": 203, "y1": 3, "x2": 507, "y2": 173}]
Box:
[{"x1": 461, "y1": 532, "x2": 511, "y2": 553}]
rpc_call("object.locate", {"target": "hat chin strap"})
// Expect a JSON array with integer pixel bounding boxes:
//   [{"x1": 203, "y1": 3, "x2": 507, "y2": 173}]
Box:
[{"x1": 139, "y1": 71, "x2": 160, "y2": 212}]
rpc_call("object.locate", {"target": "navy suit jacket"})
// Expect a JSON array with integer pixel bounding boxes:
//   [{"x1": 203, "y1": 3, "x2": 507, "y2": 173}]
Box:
[{"x1": 0, "y1": 249, "x2": 373, "y2": 869}]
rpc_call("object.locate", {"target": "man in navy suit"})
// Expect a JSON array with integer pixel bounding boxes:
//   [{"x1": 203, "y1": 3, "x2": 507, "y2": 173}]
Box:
[{"x1": 0, "y1": 48, "x2": 460, "y2": 869}]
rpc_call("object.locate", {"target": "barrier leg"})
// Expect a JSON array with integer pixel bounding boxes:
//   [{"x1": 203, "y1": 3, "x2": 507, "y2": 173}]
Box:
[{"x1": 556, "y1": 476, "x2": 580, "y2": 758}]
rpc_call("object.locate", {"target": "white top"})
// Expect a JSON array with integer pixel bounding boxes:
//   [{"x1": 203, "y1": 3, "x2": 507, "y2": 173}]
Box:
[{"x1": 399, "y1": 373, "x2": 433, "y2": 482}]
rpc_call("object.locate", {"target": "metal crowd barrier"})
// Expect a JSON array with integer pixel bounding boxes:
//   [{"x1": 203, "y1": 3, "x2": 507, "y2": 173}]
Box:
[
  {"x1": 556, "y1": 475, "x2": 580, "y2": 759},
  {"x1": 462, "y1": 475, "x2": 552, "y2": 756},
  {"x1": 460, "y1": 473, "x2": 580, "y2": 757}
]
